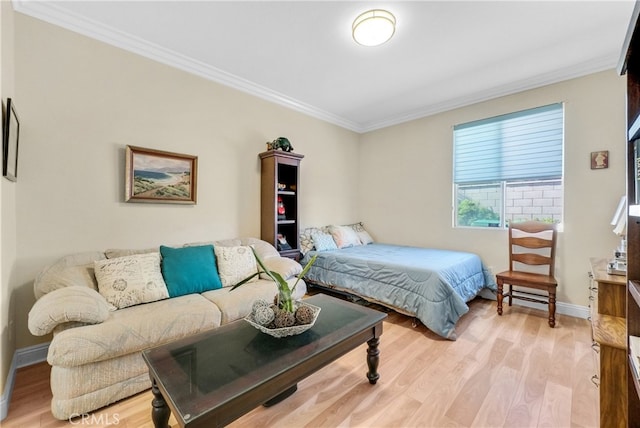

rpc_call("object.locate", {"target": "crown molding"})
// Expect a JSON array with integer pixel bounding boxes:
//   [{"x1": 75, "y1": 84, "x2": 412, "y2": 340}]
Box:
[
  {"x1": 359, "y1": 54, "x2": 618, "y2": 133},
  {"x1": 12, "y1": 0, "x2": 363, "y2": 133},
  {"x1": 12, "y1": 0, "x2": 618, "y2": 135}
]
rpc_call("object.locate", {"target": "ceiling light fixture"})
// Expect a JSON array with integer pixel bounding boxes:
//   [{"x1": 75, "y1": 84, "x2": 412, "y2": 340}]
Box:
[{"x1": 352, "y1": 9, "x2": 396, "y2": 47}]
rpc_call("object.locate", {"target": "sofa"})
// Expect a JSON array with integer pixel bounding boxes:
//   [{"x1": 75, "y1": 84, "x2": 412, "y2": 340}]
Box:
[{"x1": 27, "y1": 237, "x2": 306, "y2": 420}]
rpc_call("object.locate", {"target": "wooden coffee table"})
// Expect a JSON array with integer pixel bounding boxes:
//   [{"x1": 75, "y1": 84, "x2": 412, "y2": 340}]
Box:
[{"x1": 142, "y1": 293, "x2": 387, "y2": 427}]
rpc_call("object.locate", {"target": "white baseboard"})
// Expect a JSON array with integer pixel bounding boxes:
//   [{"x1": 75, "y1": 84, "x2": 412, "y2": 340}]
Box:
[
  {"x1": 0, "y1": 342, "x2": 49, "y2": 421},
  {"x1": 479, "y1": 290, "x2": 590, "y2": 319},
  {"x1": 512, "y1": 299, "x2": 590, "y2": 319}
]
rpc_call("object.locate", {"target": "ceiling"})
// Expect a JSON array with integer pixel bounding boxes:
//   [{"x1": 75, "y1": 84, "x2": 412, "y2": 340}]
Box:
[{"x1": 12, "y1": 1, "x2": 637, "y2": 133}]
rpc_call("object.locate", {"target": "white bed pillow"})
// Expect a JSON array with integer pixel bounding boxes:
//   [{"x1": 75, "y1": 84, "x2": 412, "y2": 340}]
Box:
[
  {"x1": 329, "y1": 225, "x2": 361, "y2": 248},
  {"x1": 346, "y1": 222, "x2": 374, "y2": 245},
  {"x1": 357, "y1": 230, "x2": 374, "y2": 245}
]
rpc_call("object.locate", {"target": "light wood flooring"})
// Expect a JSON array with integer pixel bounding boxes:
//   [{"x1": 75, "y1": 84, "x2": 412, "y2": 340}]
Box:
[{"x1": 2, "y1": 298, "x2": 598, "y2": 427}]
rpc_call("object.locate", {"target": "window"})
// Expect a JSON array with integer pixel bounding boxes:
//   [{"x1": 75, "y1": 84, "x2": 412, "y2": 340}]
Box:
[{"x1": 453, "y1": 103, "x2": 563, "y2": 228}]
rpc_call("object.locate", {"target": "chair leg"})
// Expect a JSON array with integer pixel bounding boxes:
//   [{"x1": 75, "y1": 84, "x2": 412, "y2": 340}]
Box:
[
  {"x1": 507, "y1": 284, "x2": 512, "y2": 306},
  {"x1": 548, "y1": 288, "x2": 556, "y2": 328},
  {"x1": 496, "y1": 279, "x2": 503, "y2": 316}
]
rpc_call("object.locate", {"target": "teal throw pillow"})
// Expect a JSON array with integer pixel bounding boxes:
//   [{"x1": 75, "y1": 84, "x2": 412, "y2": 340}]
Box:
[{"x1": 160, "y1": 245, "x2": 222, "y2": 297}]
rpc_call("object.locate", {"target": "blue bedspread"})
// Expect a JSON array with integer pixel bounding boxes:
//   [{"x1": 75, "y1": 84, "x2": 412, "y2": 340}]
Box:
[{"x1": 301, "y1": 243, "x2": 497, "y2": 339}]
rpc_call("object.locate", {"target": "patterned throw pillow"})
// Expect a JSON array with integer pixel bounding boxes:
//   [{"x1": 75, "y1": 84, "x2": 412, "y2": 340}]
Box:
[
  {"x1": 94, "y1": 252, "x2": 169, "y2": 309},
  {"x1": 300, "y1": 227, "x2": 322, "y2": 255},
  {"x1": 346, "y1": 222, "x2": 374, "y2": 245},
  {"x1": 214, "y1": 245, "x2": 259, "y2": 287},
  {"x1": 312, "y1": 232, "x2": 338, "y2": 252},
  {"x1": 329, "y1": 225, "x2": 361, "y2": 249}
]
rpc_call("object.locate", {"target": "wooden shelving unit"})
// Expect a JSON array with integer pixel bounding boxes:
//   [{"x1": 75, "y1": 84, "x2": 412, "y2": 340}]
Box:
[
  {"x1": 620, "y1": 2, "x2": 640, "y2": 424},
  {"x1": 259, "y1": 150, "x2": 304, "y2": 259},
  {"x1": 629, "y1": 280, "x2": 640, "y2": 423},
  {"x1": 589, "y1": 258, "x2": 627, "y2": 427}
]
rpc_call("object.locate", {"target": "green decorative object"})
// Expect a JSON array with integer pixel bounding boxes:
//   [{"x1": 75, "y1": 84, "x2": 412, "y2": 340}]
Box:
[
  {"x1": 266, "y1": 137, "x2": 294, "y2": 152},
  {"x1": 232, "y1": 247, "x2": 319, "y2": 337},
  {"x1": 231, "y1": 247, "x2": 317, "y2": 313}
]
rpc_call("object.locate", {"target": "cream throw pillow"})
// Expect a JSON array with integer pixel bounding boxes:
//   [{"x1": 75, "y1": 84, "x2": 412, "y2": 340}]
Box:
[
  {"x1": 94, "y1": 252, "x2": 169, "y2": 309},
  {"x1": 214, "y1": 245, "x2": 259, "y2": 287}
]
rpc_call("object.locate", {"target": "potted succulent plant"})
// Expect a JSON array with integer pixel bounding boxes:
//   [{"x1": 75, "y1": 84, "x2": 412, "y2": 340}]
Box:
[{"x1": 231, "y1": 247, "x2": 318, "y2": 332}]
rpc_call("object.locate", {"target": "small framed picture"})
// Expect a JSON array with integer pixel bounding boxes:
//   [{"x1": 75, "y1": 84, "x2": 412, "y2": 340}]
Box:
[
  {"x1": 125, "y1": 145, "x2": 198, "y2": 204},
  {"x1": 2, "y1": 98, "x2": 19, "y2": 182},
  {"x1": 591, "y1": 150, "x2": 609, "y2": 169}
]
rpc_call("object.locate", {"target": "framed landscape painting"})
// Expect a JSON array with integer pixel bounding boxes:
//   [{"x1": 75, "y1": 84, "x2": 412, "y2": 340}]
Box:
[{"x1": 125, "y1": 145, "x2": 198, "y2": 204}]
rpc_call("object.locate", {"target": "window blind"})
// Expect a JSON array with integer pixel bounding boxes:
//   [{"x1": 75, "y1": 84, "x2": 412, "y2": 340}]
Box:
[{"x1": 453, "y1": 103, "x2": 563, "y2": 184}]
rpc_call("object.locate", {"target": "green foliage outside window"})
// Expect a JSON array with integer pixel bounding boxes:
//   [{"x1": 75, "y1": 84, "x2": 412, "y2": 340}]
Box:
[{"x1": 457, "y1": 199, "x2": 500, "y2": 227}]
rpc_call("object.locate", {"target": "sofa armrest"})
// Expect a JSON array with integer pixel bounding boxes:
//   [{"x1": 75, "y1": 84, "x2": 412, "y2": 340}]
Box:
[
  {"x1": 34, "y1": 251, "x2": 106, "y2": 299},
  {"x1": 260, "y1": 257, "x2": 302, "y2": 280},
  {"x1": 28, "y1": 286, "x2": 111, "y2": 336}
]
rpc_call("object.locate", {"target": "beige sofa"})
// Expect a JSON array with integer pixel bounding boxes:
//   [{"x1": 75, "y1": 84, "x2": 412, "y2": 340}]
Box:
[{"x1": 27, "y1": 238, "x2": 305, "y2": 420}]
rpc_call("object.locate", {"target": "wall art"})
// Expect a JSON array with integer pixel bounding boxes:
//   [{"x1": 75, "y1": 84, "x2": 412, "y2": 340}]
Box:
[
  {"x1": 2, "y1": 98, "x2": 19, "y2": 182},
  {"x1": 125, "y1": 145, "x2": 197, "y2": 204},
  {"x1": 591, "y1": 150, "x2": 609, "y2": 169}
]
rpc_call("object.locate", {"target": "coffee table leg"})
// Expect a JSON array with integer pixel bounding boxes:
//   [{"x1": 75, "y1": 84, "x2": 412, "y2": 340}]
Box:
[
  {"x1": 151, "y1": 377, "x2": 171, "y2": 428},
  {"x1": 366, "y1": 337, "x2": 380, "y2": 384}
]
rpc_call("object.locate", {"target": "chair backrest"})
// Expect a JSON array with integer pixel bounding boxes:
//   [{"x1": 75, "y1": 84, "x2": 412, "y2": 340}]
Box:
[{"x1": 508, "y1": 221, "x2": 557, "y2": 276}]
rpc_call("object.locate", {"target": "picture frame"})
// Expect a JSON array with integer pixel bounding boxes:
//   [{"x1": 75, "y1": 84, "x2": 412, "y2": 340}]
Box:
[
  {"x1": 125, "y1": 145, "x2": 198, "y2": 204},
  {"x1": 591, "y1": 150, "x2": 609, "y2": 169},
  {"x1": 2, "y1": 98, "x2": 19, "y2": 182}
]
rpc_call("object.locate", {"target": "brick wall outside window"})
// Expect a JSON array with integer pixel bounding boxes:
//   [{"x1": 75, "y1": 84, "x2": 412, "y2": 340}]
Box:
[
  {"x1": 456, "y1": 179, "x2": 562, "y2": 226},
  {"x1": 506, "y1": 181, "x2": 562, "y2": 224}
]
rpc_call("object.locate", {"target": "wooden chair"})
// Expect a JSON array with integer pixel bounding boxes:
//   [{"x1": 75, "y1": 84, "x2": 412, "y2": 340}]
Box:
[{"x1": 496, "y1": 220, "x2": 558, "y2": 327}]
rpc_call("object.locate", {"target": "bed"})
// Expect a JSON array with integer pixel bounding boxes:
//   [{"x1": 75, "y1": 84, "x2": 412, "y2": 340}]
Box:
[{"x1": 300, "y1": 243, "x2": 497, "y2": 340}]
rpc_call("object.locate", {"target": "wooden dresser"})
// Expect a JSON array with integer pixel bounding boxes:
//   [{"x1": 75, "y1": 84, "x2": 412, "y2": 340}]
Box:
[{"x1": 588, "y1": 257, "x2": 627, "y2": 428}]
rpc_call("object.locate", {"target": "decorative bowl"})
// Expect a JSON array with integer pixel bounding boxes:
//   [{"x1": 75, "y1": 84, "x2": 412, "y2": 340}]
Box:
[{"x1": 244, "y1": 302, "x2": 321, "y2": 338}]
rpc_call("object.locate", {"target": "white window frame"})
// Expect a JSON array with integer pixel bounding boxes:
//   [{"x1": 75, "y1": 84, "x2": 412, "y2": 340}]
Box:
[{"x1": 453, "y1": 104, "x2": 564, "y2": 228}]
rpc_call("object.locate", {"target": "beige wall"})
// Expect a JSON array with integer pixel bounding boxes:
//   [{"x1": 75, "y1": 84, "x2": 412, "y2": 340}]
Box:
[
  {"x1": 359, "y1": 70, "x2": 626, "y2": 307},
  {"x1": 0, "y1": 0, "x2": 17, "y2": 398},
  {"x1": 10, "y1": 13, "x2": 359, "y2": 354}
]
